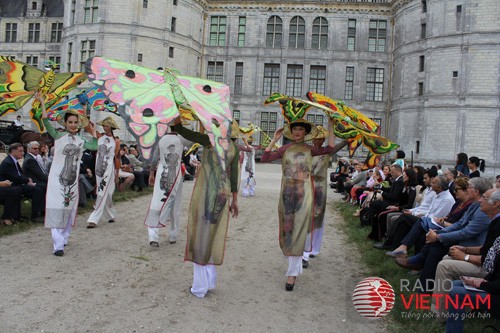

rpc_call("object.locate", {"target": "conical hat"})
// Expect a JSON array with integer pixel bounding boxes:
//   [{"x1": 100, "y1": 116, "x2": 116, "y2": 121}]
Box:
[
  {"x1": 283, "y1": 118, "x2": 318, "y2": 141},
  {"x1": 97, "y1": 116, "x2": 120, "y2": 130},
  {"x1": 314, "y1": 125, "x2": 329, "y2": 139},
  {"x1": 56, "y1": 108, "x2": 89, "y2": 129}
]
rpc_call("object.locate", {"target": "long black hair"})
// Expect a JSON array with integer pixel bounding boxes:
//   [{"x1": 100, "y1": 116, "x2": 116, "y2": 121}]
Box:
[{"x1": 469, "y1": 156, "x2": 486, "y2": 172}]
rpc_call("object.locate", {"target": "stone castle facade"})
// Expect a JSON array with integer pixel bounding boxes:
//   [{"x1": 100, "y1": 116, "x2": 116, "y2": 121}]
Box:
[{"x1": 1, "y1": 0, "x2": 498, "y2": 173}]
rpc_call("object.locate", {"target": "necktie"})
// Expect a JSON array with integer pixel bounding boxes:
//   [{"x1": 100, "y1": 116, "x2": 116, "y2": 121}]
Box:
[
  {"x1": 36, "y1": 156, "x2": 47, "y2": 174},
  {"x1": 15, "y1": 161, "x2": 22, "y2": 176}
]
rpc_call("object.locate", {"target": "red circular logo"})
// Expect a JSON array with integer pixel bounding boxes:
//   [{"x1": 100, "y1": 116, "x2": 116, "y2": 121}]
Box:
[{"x1": 352, "y1": 277, "x2": 395, "y2": 319}]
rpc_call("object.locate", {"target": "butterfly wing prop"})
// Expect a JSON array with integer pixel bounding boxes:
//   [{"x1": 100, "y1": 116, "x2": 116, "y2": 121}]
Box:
[
  {"x1": 48, "y1": 87, "x2": 118, "y2": 121},
  {"x1": 0, "y1": 56, "x2": 86, "y2": 131},
  {"x1": 85, "y1": 57, "x2": 233, "y2": 168},
  {"x1": 303, "y1": 92, "x2": 398, "y2": 158},
  {"x1": 264, "y1": 92, "x2": 312, "y2": 123}
]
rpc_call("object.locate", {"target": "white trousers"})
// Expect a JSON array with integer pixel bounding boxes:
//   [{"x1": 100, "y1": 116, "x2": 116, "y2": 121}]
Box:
[
  {"x1": 146, "y1": 182, "x2": 182, "y2": 243},
  {"x1": 51, "y1": 218, "x2": 73, "y2": 252},
  {"x1": 191, "y1": 263, "x2": 217, "y2": 298},
  {"x1": 87, "y1": 180, "x2": 116, "y2": 224},
  {"x1": 303, "y1": 225, "x2": 325, "y2": 261},
  {"x1": 285, "y1": 256, "x2": 303, "y2": 277}
]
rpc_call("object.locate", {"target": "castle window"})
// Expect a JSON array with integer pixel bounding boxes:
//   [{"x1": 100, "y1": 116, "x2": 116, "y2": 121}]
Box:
[
  {"x1": 345, "y1": 66, "x2": 354, "y2": 100},
  {"x1": 266, "y1": 16, "x2": 282, "y2": 48},
  {"x1": 5, "y1": 23, "x2": 17, "y2": 43},
  {"x1": 312, "y1": 17, "x2": 328, "y2": 50},
  {"x1": 234, "y1": 62, "x2": 243, "y2": 95},
  {"x1": 368, "y1": 20, "x2": 386, "y2": 52},
  {"x1": 28, "y1": 23, "x2": 40, "y2": 42},
  {"x1": 309, "y1": 66, "x2": 326, "y2": 95},
  {"x1": 238, "y1": 17, "x2": 246, "y2": 47},
  {"x1": 51, "y1": 23, "x2": 63, "y2": 43},
  {"x1": 84, "y1": 0, "x2": 99, "y2": 23},
  {"x1": 207, "y1": 61, "x2": 224, "y2": 83},
  {"x1": 366, "y1": 68, "x2": 384, "y2": 101},
  {"x1": 288, "y1": 16, "x2": 305, "y2": 49},
  {"x1": 285, "y1": 65, "x2": 303, "y2": 97},
  {"x1": 209, "y1": 16, "x2": 226, "y2": 46},
  {"x1": 347, "y1": 19, "x2": 356, "y2": 51}
]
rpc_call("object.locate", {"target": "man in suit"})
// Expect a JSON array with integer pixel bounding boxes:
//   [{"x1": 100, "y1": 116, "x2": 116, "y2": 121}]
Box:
[
  {"x1": 0, "y1": 143, "x2": 44, "y2": 221},
  {"x1": 366, "y1": 164, "x2": 405, "y2": 236},
  {"x1": 23, "y1": 141, "x2": 48, "y2": 191},
  {"x1": 0, "y1": 179, "x2": 22, "y2": 225}
]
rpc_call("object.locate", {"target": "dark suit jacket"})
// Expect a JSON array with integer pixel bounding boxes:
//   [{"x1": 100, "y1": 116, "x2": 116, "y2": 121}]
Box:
[
  {"x1": 23, "y1": 153, "x2": 48, "y2": 184},
  {"x1": 0, "y1": 155, "x2": 30, "y2": 185},
  {"x1": 381, "y1": 175, "x2": 405, "y2": 204}
]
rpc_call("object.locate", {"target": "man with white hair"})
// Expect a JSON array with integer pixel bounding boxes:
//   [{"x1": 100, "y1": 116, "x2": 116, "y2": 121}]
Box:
[
  {"x1": 23, "y1": 141, "x2": 48, "y2": 189},
  {"x1": 432, "y1": 188, "x2": 500, "y2": 312}
]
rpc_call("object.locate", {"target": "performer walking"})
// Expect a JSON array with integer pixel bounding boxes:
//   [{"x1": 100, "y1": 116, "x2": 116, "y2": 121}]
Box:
[
  {"x1": 240, "y1": 137, "x2": 256, "y2": 198},
  {"x1": 86, "y1": 117, "x2": 120, "y2": 228},
  {"x1": 172, "y1": 118, "x2": 239, "y2": 298},
  {"x1": 37, "y1": 93, "x2": 98, "y2": 256},
  {"x1": 261, "y1": 118, "x2": 341, "y2": 291},
  {"x1": 302, "y1": 126, "x2": 346, "y2": 268},
  {"x1": 144, "y1": 130, "x2": 184, "y2": 247}
]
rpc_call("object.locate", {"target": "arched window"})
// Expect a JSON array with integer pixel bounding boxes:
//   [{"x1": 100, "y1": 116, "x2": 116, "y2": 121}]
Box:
[
  {"x1": 312, "y1": 17, "x2": 328, "y2": 50},
  {"x1": 266, "y1": 16, "x2": 282, "y2": 48},
  {"x1": 288, "y1": 16, "x2": 305, "y2": 49}
]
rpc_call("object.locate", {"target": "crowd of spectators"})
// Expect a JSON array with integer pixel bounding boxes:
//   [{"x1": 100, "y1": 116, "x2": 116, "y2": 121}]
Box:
[{"x1": 333, "y1": 151, "x2": 499, "y2": 331}]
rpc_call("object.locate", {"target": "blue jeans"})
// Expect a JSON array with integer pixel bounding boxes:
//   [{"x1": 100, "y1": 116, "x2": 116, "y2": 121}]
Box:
[{"x1": 446, "y1": 280, "x2": 489, "y2": 333}]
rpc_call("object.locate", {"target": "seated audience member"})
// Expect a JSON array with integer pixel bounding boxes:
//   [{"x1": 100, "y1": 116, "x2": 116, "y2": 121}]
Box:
[
  {"x1": 364, "y1": 164, "x2": 404, "y2": 230},
  {"x1": 343, "y1": 163, "x2": 368, "y2": 202},
  {"x1": 382, "y1": 174, "x2": 457, "y2": 252},
  {"x1": 443, "y1": 168, "x2": 458, "y2": 198},
  {"x1": 496, "y1": 175, "x2": 500, "y2": 189},
  {"x1": 0, "y1": 179, "x2": 22, "y2": 225},
  {"x1": 118, "y1": 146, "x2": 134, "y2": 191},
  {"x1": 432, "y1": 189, "x2": 500, "y2": 311},
  {"x1": 368, "y1": 168, "x2": 418, "y2": 241},
  {"x1": 38, "y1": 143, "x2": 51, "y2": 171},
  {"x1": 333, "y1": 158, "x2": 350, "y2": 193},
  {"x1": 127, "y1": 147, "x2": 147, "y2": 191},
  {"x1": 394, "y1": 177, "x2": 493, "y2": 293},
  {"x1": 0, "y1": 143, "x2": 44, "y2": 221},
  {"x1": 78, "y1": 160, "x2": 95, "y2": 208},
  {"x1": 353, "y1": 167, "x2": 385, "y2": 209},
  {"x1": 445, "y1": 234, "x2": 500, "y2": 333},
  {"x1": 413, "y1": 165, "x2": 426, "y2": 187},
  {"x1": 378, "y1": 170, "x2": 437, "y2": 247},
  {"x1": 13, "y1": 115, "x2": 24, "y2": 129},
  {"x1": 468, "y1": 156, "x2": 486, "y2": 178},
  {"x1": 23, "y1": 141, "x2": 48, "y2": 190}
]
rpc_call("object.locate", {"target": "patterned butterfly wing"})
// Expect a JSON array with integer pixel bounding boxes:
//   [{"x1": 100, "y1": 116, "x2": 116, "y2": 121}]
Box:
[
  {"x1": 85, "y1": 57, "x2": 180, "y2": 160},
  {"x1": 360, "y1": 130, "x2": 399, "y2": 155},
  {"x1": 365, "y1": 152, "x2": 381, "y2": 169},
  {"x1": 0, "y1": 58, "x2": 44, "y2": 116},
  {"x1": 265, "y1": 93, "x2": 312, "y2": 123},
  {"x1": 177, "y1": 76, "x2": 233, "y2": 171},
  {"x1": 47, "y1": 96, "x2": 82, "y2": 121},
  {"x1": 31, "y1": 71, "x2": 86, "y2": 131}
]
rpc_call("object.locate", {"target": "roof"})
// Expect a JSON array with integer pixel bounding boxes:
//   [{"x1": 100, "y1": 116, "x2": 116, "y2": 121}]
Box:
[{"x1": 0, "y1": 0, "x2": 64, "y2": 18}]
